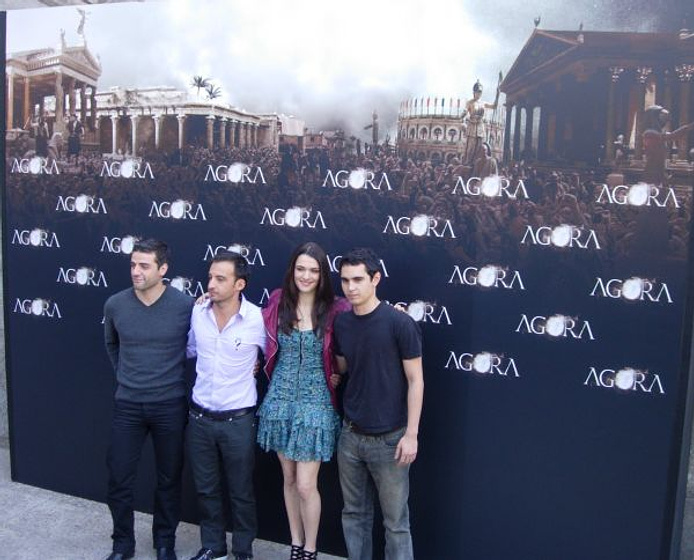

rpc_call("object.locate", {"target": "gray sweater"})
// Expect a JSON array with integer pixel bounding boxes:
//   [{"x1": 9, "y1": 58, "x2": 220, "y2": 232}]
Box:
[{"x1": 104, "y1": 285, "x2": 194, "y2": 402}]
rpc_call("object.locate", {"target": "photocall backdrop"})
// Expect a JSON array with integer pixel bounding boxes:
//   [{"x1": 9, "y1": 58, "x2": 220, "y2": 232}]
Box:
[{"x1": 4, "y1": 9, "x2": 694, "y2": 560}]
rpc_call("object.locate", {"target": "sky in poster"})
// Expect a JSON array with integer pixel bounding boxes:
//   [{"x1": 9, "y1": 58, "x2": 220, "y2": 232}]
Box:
[{"x1": 6, "y1": 0, "x2": 688, "y2": 137}]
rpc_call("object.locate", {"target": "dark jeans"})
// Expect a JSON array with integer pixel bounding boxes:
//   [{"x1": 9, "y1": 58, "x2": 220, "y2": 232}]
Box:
[
  {"x1": 186, "y1": 409, "x2": 257, "y2": 557},
  {"x1": 106, "y1": 397, "x2": 187, "y2": 554}
]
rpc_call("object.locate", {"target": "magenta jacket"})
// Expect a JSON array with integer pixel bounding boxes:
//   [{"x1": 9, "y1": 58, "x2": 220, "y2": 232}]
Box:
[{"x1": 262, "y1": 288, "x2": 350, "y2": 410}]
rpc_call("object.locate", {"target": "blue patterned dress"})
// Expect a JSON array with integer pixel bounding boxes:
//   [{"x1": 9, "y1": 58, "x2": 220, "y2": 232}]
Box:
[{"x1": 257, "y1": 329, "x2": 341, "y2": 462}]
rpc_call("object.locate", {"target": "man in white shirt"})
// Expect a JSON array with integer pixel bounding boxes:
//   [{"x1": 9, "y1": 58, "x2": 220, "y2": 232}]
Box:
[{"x1": 186, "y1": 252, "x2": 266, "y2": 560}]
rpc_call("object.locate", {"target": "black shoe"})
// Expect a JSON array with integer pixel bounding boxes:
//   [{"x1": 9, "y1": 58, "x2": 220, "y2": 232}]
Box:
[
  {"x1": 105, "y1": 553, "x2": 134, "y2": 560},
  {"x1": 157, "y1": 547, "x2": 178, "y2": 560},
  {"x1": 189, "y1": 548, "x2": 227, "y2": 560},
  {"x1": 234, "y1": 556, "x2": 252, "y2": 560}
]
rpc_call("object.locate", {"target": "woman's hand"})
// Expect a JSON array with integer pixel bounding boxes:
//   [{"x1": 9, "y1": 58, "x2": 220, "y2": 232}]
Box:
[
  {"x1": 195, "y1": 292, "x2": 210, "y2": 305},
  {"x1": 329, "y1": 373, "x2": 342, "y2": 389}
]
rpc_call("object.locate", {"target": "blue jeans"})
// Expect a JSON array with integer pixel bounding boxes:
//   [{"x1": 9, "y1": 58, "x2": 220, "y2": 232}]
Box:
[
  {"x1": 337, "y1": 424, "x2": 413, "y2": 560},
  {"x1": 186, "y1": 410, "x2": 257, "y2": 557},
  {"x1": 106, "y1": 397, "x2": 187, "y2": 554}
]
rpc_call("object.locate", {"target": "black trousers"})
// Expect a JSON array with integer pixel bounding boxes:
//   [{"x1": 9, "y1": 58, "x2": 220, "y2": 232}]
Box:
[
  {"x1": 106, "y1": 397, "x2": 187, "y2": 554},
  {"x1": 186, "y1": 409, "x2": 257, "y2": 557}
]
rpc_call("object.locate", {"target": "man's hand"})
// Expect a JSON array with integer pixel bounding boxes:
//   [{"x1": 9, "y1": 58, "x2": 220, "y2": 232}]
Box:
[
  {"x1": 394, "y1": 432, "x2": 418, "y2": 466},
  {"x1": 195, "y1": 292, "x2": 210, "y2": 305}
]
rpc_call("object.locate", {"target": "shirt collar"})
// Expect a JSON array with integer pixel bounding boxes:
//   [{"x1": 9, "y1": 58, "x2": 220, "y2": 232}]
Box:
[{"x1": 203, "y1": 293, "x2": 248, "y2": 319}]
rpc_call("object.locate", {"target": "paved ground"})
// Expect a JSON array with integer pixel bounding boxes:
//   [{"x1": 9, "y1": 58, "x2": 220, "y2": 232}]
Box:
[{"x1": 0, "y1": 444, "x2": 344, "y2": 560}]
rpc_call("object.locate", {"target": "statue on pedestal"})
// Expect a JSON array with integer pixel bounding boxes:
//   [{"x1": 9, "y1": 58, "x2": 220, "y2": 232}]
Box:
[{"x1": 464, "y1": 80, "x2": 498, "y2": 165}]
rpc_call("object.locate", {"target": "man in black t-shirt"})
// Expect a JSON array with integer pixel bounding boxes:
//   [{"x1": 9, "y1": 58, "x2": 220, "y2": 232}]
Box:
[{"x1": 334, "y1": 248, "x2": 424, "y2": 560}]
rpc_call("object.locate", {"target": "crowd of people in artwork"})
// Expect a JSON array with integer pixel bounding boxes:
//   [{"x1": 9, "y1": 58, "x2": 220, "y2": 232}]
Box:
[{"x1": 5, "y1": 135, "x2": 692, "y2": 265}]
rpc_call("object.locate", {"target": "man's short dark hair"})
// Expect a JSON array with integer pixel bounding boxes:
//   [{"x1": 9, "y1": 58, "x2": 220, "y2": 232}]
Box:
[
  {"x1": 133, "y1": 238, "x2": 169, "y2": 267},
  {"x1": 339, "y1": 247, "x2": 382, "y2": 279},
  {"x1": 211, "y1": 251, "x2": 250, "y2": 286}
]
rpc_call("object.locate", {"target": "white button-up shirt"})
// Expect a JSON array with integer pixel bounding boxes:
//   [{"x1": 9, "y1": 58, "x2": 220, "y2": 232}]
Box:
[{"x1": 187, "y1": 295, "x2": 266, "y2": 411}]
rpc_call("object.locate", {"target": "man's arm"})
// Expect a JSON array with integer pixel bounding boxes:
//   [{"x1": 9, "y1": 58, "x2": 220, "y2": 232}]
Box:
[
  {"x1": 104, "y1": 312, "x2": 120, "y2": 372},
  {"x1": 186, "y1": 326, "x2": 197, "y2": 359},
  {"x1": 395, "y1": 356, "x2": 424, "y2": 466},
  {"x1": 330, "y1": 355, "x2": 348, "y2": 388},
  {"x1": 254, "y1": 319, "x2": 267, "y2": 376},
  {"x1": 665, "y1": 122, "x2": 694, "y2": 141}
]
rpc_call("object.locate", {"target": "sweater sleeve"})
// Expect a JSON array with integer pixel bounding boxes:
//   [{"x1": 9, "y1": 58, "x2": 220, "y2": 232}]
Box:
[{"x1": 103, "y1": 299, "x2": 120, "y2": 372}]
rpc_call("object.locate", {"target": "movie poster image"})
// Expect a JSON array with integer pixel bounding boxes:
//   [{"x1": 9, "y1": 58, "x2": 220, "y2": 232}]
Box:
[{"x1": 4, "y1": 1, "x2": 694, "y2": 558}]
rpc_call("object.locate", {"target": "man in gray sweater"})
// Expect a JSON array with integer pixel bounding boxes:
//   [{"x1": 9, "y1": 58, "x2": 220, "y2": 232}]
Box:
[{"x1": 103, "y1": 239, "x2": 194, "y2": 560}]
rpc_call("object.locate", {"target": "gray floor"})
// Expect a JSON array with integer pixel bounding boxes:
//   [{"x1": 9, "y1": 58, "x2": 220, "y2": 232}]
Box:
[{"x1": 0, "y1": 443, "x2": 344, "y2": 560}]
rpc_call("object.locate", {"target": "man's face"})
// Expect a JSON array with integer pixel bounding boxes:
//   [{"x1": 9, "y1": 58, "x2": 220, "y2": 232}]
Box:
[
  {"x1": 340, "y1": 263, "x2": 380, "y2": 308},
  {"x1": 130, "y1": 251, "x2": 167, "y2": 292},
  {"x1": 208, "y1": 260, "x2": 244, "y2": 305}
]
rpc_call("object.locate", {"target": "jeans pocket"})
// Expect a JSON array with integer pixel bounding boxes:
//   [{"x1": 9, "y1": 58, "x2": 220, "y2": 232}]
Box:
[{"x1": 383, "y1": 427, "x2": 406, "y2": 447}]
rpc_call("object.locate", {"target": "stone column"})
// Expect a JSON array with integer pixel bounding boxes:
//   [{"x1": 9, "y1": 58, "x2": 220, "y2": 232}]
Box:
[
  {"x1": 538, "y1": 105, "x2": 548, "y2": 160},
  {"x1": 512, "y1": 104, "x2": 522, "y2": 160},
  {"x1": 206, "y1": 115, "x2": 215, "y2": 149},
  {"x1": 177, "y1": 114, "x2": 186, "y2": 150},
  {"x1": 676, "y1": 64, "x2": 694, "y2": 160},
  {"x1": 6, "y1": 71, "x2": 14, "y2": 129},
  {"x1": 153, "y1": 115, "x2": 162, "y2": 150},
  {"x1": 110, "y1": 114, "x2": 118, "y2": 154},
  {"x1": 634, "y1": 66, "x2": 652, "y2": 160},
  {"x1": 239, "y1": 122, "x2": 246, "y2": 149},
  {"x1": 80, "y1": 85, "x2": 87, "y2": 125},
  {"x1": 90, "y1": 88, "x2": 97, "y2": 129},
  {"x1": 67, "y1": 78, "x2": 76, "y2": 118},
  {"x1": 219, "y1": 118, "x2": 227, "y2": 148},
  {"x1": 503, "y1": 102, "x2": 513, "y2": 162},
  {"x1": 23, "y1": 77, "x2": 31, "y2": 127},
  {"x1": 228, "y1": 120, "x2": 236, "y2": 147},
  {"x1": 605, "y1": 67, "x2": 624, "y2": 160},
  {"x1": 55, "y1": 72, "x2": 65, "y2": 133},
  {"x1": 524, "y1": 105, "x2": 534, "y2": 157},
  {"x1": 94, "y1": 114, "x2": 101, "y2": 139},
  {"x1": 130, "y1": 115, "x2": 139, "y2": 156}
]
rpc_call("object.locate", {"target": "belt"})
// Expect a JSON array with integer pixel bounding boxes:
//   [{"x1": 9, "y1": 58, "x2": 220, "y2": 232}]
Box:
[
  {"x1": 190, "y1": 401, "x2": 255, "y2": 421},
  {"x1": 344, "y1": 419, "x2": 403, "y2": 437}
]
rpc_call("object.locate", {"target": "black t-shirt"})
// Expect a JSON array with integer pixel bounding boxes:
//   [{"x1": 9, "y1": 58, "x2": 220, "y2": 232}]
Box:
[{"x1": 334, "y1": 302, "x2": 422, "y2": 433}]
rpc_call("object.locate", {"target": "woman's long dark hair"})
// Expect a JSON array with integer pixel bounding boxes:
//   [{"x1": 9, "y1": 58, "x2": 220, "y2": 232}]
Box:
[{"x1": 278, "y1": 242, "x2": 335, "y2": 336}]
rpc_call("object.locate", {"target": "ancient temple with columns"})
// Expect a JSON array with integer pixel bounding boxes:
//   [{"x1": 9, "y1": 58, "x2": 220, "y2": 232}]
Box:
[
  {"x1": 501, "y1": 28, "x2": 694, "y2": 173},
  {"x1": 6, "y1": 38, "x2": 300, "y2": 157},
  {"x1": 6, "y1": 39, "x2": 101, "y2": 135},
  {"x1": 92, "y1": 86, "x2": 275, "y2": 157}
]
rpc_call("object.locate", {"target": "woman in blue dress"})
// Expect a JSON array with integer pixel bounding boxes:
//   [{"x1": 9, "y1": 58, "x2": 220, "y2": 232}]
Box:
[{"x1": 257, "y1": 242, "x2": 349, "y2": 560}]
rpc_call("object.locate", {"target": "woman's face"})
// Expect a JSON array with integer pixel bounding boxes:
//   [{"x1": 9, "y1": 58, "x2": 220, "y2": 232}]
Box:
[{"x1": 294, "y1": 254, "x2": 321, "y2": 294}]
